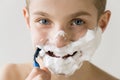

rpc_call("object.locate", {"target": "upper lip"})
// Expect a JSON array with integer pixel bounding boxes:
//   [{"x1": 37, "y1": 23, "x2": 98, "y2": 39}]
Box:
[{"x1": 46, "y1": 51, "x2": 77, "y2": 59}]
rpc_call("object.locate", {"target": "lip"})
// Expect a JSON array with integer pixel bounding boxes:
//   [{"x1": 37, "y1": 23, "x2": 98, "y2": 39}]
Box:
[{"x1": 46, "y1": 51, "x2": 78, "y2": 59}]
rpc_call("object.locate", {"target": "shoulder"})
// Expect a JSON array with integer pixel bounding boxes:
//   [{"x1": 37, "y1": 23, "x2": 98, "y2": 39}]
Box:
[
  {"x1": 0, "y1": 64, "x2": 19, "y2": 80},
  {"x1": 88, "y1": 62, "x2": 119, "y2": 80},
  {"x1": 0, "y1": 63, "x2": 32, "y2": 80}
]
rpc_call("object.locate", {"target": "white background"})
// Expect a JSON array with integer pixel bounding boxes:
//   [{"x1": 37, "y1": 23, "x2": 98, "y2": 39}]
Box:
[{"x1": 0, "y1": 0, "x2": 120, "y2": 79}]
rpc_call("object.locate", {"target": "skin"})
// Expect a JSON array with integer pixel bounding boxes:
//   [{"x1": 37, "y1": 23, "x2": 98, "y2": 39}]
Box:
[
  {"x1": 0, "y1": 0, "x2": 118, "y2": 80},
  {"x1": 27, "y1": 0, "x2": 98, "y2": 48}
]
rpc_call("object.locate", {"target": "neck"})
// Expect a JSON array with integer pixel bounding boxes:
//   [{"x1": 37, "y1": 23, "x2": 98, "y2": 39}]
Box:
[{"x1": 51, "y1": 61, "x2": 93, "y2": 80}]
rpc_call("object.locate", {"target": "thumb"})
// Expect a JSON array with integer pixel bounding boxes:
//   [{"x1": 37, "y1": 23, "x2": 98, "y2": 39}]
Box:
[{"x1": 25, "y1": 67, "x2": 51, "y2": 80}]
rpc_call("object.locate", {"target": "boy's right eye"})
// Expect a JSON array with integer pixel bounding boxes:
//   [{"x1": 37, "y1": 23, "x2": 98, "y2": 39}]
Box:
[{"x1": 38, "y1": 19, "x2": 50, "y2": 25}]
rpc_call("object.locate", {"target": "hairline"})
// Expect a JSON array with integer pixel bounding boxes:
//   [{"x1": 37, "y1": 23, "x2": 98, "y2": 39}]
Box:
[{"x1": 26, "y1": 0, "x2": 106, "y2": 18}]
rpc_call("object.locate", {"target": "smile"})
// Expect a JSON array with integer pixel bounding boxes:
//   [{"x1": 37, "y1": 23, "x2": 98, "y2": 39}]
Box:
[{"x1": 46, "y1": 51, "x2": 78, "y2": 59}]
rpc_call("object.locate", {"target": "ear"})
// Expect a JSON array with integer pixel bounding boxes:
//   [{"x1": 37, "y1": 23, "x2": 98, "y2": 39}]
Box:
[
  {"x1": 98, "y1": 10, "x2": 111, "y2": 32},
  {"x1": 23, "y1": 7, "x2": 30, "y2": 28}
]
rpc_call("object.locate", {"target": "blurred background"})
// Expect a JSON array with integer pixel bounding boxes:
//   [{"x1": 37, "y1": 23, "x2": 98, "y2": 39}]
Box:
[{"x1": 0, "y1": 0, "x2": 120, "y2": 78}]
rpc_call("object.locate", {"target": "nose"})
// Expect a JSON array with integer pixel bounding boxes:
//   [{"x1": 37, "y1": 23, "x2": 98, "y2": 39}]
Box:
[
  {"x1": 49, "y1": 30, "x2": 71, "y2": 48},
  {"x1": 55, "y1": 30, "x2": 71, "y2": 48}
]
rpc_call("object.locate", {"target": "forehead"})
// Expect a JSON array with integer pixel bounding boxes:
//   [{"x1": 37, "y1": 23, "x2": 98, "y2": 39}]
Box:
[{"x1": 29, "y1": 0, "x2": 97, "y2": 18}]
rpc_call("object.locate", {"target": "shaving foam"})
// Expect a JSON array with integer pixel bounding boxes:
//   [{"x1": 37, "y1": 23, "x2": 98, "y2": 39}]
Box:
[
  {"x1": 37, "y1": 27, "x2": 102, "y2": 76},
  {"x1": 55, "y1": 30, "x2": 66, "y2": 38}
]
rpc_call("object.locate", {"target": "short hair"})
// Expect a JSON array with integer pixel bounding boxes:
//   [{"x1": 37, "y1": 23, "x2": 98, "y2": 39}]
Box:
[
  {"x1": 26, "y1": 0, "x2": 30, "y2": 9},
  {"x1": 25, "y1": 0, "x2": 106, "y2": 16},
  {"x1": 94, "y1": 0, "x2": 107, "y2": 17}
]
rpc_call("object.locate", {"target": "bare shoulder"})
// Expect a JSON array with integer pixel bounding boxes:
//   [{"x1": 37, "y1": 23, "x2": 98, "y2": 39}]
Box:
[
  {"x1": 0, "y1": 63, "x2": 32, "y2": 80},
  {"x1": 88, "y1": 62, "x2": 119, "y2": 80},
  {"x1": 0, "y1": 64, "x2": 19, "y2": 80}
]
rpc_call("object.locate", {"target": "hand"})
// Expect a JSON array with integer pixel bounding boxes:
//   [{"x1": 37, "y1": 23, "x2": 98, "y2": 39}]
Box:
[{"x1": 25, "y1": 67, "x2": 51, "y2": 80}]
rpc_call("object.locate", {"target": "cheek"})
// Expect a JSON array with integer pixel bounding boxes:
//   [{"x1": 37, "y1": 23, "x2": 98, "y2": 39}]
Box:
[
  {"x1": 31, "y1": 29, "x2": 48, "y2": 46},
  {"x1": 72, "y1": 27, "x2": 87, "y2": 41}
]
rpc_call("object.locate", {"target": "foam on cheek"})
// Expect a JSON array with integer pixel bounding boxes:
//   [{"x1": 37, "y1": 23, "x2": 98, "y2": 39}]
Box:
[
  {"x1": 80, "y1": 27, "x2": 102, "y2": 60},
  {"x1": 38, "y1": 29, "x2": 96, "y2": 57}
]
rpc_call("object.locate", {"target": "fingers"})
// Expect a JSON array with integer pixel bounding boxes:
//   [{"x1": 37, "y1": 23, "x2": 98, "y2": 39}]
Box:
[
  {"x1": 32, "y1": 75, "x2": 43, "y2": 80},
  {"x1": 25, "y1": 47, "x2": 51, "y2": 80},
  {"x1": 25, "y1": 67, "x2": 51, "y2": 80},
  {"x1": 42, "y1": 67, "x2": 51, "y2": 75}
]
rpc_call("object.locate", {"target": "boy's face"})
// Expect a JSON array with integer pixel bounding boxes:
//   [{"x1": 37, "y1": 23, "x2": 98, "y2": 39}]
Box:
[
  {"x1": 23, "y1": 0, "x2": 111, "y2": 75},
  {"x1": 26, "y1": 0, "x2": 99, "y2": 48}
]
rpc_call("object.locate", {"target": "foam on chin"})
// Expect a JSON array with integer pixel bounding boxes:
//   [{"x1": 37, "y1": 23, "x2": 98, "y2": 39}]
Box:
[
  {"x1": 43, "y1": 52, "x2": 83, "y2": 75},
  {"x1": 37, "y1": 27, "x2": 102, "y2": 76}
]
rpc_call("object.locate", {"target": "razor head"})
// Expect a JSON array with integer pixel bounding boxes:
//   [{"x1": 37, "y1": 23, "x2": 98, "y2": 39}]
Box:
[
  {"x1": 34, "y1": 48, "x2": 41, "y2": 58},
  {"x1": 33, "y1": 48, "x2": 41, "y2": 68}
]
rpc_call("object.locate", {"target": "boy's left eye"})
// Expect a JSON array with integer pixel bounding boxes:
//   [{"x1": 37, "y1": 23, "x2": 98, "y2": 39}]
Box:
[
  {"x1": 71, "y1": 19, "x2": 85, "y2": 26},
  {"x1": 38, "y1": 19, "x2": 50, "y2": 25}
]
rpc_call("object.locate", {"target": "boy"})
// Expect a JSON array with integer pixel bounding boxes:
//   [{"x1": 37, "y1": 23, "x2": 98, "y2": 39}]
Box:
[{"x1": 0, "y1": 0, "x2": 119, "y2": 80}]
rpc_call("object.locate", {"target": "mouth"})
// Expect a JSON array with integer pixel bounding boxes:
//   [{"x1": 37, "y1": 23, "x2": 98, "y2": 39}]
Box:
[{"x1": 46, "y1": 51, "x2": 78, "y2": 59}]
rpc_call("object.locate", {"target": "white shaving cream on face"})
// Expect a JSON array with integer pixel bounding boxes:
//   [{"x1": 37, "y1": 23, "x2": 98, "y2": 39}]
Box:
[{"x1": 37, "y1": 27, "x2": 102, "y2": 76}]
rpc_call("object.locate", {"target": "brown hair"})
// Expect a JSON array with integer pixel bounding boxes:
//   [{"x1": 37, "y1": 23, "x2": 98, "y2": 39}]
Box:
[
  {"x1": 25, "y1": 0, "x2": 106, "y2": 16},
  {"x1": 94, "y1": 0, "x2": 107, "y2": 16},
  {"x1": 26, "y1": 0, "x2": 30, "y2": 9}
]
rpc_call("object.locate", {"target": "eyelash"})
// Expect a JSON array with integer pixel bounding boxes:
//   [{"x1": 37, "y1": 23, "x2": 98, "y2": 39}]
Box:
[
  {"x1": 71, "y1": 18, "x2": 85, "y2": 26},
  {"x1": 37, "y1": 18, "x2": 50, "y2": 25}
]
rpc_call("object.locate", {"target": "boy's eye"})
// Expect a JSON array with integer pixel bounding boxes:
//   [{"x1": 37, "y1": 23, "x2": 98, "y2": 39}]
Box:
[
  {"x1": 72, "y1": 19, "x2": 85, "y2": 26},
  {"x1": 39, "y1": 19, "x2": 50, "y2": 25}
]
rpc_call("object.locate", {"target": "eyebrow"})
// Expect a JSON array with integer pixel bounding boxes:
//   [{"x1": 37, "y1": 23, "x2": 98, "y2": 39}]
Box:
[
  {"x1": 32, "y1": 11, "x2": 50, "y2": 17},
  {"x1": 69, "y1": 11, "x2": 92, "y2": 18},
  {"x1": 32, "y1": 11, "x2": 92, "y2": 18}
]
